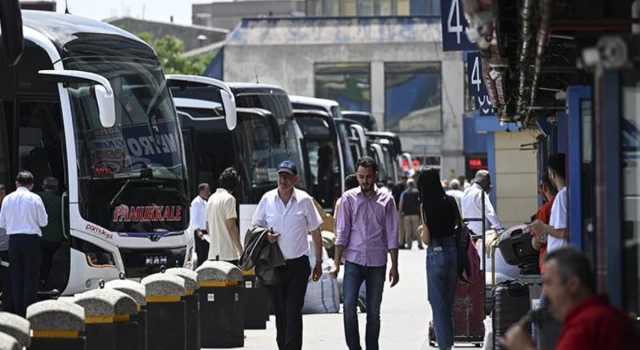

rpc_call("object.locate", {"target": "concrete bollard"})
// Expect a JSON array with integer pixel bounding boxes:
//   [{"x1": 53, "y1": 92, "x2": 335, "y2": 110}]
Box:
[
  {"x1": 27, "y1": 300, "x2": 86, "y2": 350},
  {"x1": 0, "y1": 312, "x2": 31, "y2": 349},
  {"x1": 165, "y1": 268, "x2": 200, "y2": 350},
  {"x1": 74, "y1": 288, "x2": 139, "y2": 350},
  {"x1": 0, "y1": 333, "x2": 19, "y2": 350},
  {"x1": 242, "y1": 269, "x2": 268, "y2": 329},
  {"x1": 141, "y1": 273, "x2": 186, "y2": 350},
  {"x1": 196, "y1": 261, "x2": 244, "y2": 348},
  {"x1": 105, "y1": 279, "x2": 147, "y2": 350}
]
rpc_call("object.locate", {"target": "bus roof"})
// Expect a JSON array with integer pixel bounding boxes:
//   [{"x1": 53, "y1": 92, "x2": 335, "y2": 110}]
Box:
[
  {"x1": 227, "y1": 82, "x2": 288, "y2": 95},
  {"x1": 289, "y1": 95, "x2": 339, "y2": 109},
  {"x1": 20, "y1": 10, "x2": 155, "y2": 60}
]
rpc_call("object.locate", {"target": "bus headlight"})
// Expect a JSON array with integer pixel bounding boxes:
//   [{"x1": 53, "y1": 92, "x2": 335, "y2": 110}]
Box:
[{"x1": 86, "y1": 251, "x2": 116, "y2": 268}]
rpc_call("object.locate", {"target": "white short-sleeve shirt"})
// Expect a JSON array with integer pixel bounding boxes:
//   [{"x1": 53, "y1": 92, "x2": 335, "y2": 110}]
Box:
[
  {"x1": 252, "y1": 188, "x2": 323, "y2": 260},
  {"x1": 207, "y1": 188, "x2": 239, "y2": 261},
  {"x1": 547, "y1": 186, "x2": 568, "y2": 253}
]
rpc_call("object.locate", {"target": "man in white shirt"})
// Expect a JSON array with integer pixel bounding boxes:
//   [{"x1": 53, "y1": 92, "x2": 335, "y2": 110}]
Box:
[
  {"x1": 191, "y1": 183, "x2": 210, "y2": 267},
  {"x1": 461, "y1": 170, "x2": 503, "y2": 235},
  {"x1": 446, "y1": 179, "x2": 465, "y2": 212},
  {"x1": 252, "y1": 161, "x2": 324, "y2": 350},
  {"x1": 530, "y1": 154, "x2": 568, "y2": 253},
  {"x1": 207, "y1": 167, "x2": 243, "y2": 264},
  {"x1": 0, "y1": 171, "x2": 48, "y2": 317}
]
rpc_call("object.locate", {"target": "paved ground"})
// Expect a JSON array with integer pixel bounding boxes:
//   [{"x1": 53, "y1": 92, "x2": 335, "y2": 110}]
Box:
[{"x1": 224, "y1": 248, "x2": 482, "y2": 350}]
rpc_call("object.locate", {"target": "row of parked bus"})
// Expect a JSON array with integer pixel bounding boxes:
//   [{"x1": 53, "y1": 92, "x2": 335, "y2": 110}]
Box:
[{"x1": 0, "y1": 7, "x2": 411, "y2": 297}]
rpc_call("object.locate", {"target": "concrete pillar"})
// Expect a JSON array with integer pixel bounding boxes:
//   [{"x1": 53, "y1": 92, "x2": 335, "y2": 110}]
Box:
[{"x1": 370, "y1": 61, "x2": 385, "y2": 131}]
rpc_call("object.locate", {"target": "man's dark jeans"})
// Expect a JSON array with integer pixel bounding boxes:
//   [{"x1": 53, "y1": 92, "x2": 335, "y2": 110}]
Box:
[
  {"x1": 9, "y1": 234, "x2": 41, "y2": 317},
  {"x1": 343, "y1": 261, "x2": 386, "y2": 350},
  {"x1": 267, "y1": 255, "x2": 310, "y2": 350}
]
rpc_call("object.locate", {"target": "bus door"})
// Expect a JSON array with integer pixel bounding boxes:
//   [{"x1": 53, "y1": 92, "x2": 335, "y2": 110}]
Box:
[{"x1": 294, "y1": 110, "x2": 343, "y2": 211}]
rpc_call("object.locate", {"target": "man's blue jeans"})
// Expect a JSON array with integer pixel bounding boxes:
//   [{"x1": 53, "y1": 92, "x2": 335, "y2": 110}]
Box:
[
  {"x1": 427, "y1": 236, "x2": 458, "y2": 350},
  {"x1": 343, "y1": 261, "x2": 386, "y2": 350}
]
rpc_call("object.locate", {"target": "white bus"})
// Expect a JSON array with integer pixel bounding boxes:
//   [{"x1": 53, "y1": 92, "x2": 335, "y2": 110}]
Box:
[
  {"x1": 170, "y1": 81, "x2": 306, "y2": 241},
  {"x1": 0, "y1": 11, "x2": 234, "y2": 295}
]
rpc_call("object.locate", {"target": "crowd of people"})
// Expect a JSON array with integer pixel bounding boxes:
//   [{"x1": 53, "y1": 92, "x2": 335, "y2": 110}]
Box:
[{"x1": 1, "y1": 153, "x2": 638, "y2": 350}]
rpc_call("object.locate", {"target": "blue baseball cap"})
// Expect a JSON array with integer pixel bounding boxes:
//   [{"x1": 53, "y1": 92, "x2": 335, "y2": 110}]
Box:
[{"x1": 277, "y1": 161, "x2": 298, "y2": 176}]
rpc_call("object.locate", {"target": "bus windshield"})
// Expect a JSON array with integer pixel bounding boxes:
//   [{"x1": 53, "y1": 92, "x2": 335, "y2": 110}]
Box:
[
  {"x1": 234, "y1": 92, "x2": 307, "y2": 191},
  {"x1": 65, "y1": 56, "x2": 189, "y2": 233}
]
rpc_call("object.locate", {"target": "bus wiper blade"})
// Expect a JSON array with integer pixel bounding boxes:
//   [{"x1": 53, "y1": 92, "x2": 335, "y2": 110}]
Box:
[
  {"x1": 109, "y1": 179, "x2": 131, "y2": 208},
  {"x1": 109, "y1": 178, "x2": 164, "y2": 208}
]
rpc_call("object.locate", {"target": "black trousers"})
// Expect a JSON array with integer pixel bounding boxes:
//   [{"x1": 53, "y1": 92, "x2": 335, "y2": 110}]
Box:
[
  {"x1": 0, "y1": 250, "x2": 13, "y2": 313},
  {"x1": 267, "y1": 255, "x2": 310, "y2": 350},
  {"x1": 9, "y1": 234, "x2": 41, "y2": 317},
  {"x1": 194, "y1": 230, "x2": 209, "y2": 267},
  {"x1": 39, "y1": 240, "x2": 61, "y2": 287}
]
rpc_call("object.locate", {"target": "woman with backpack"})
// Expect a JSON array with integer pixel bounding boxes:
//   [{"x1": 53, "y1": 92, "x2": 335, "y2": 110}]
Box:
[{"x1": 417, "y1": 168, "x2": 459, "y2": 350}]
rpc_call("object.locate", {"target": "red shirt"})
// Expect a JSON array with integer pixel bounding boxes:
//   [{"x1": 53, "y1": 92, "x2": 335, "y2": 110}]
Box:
[
  {"x1": 531, "y1": 199, "x2": 553, "y2": 273},
  {"x1": 557, "y1": 295, "x2": 640, "y2": 350}
]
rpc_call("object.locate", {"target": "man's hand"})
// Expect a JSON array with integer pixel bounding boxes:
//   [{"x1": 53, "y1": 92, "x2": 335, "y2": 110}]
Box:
[
  {"x1": 389, "y1": 266, "x2": 399, "y2": 287},
  {"x1": 313, "y1": 261, "x2": 323, "y2": 281},
  {"x1": 329, "y1": 263, "x2": 340, "y2": 279},
  {"x1": 197, "y1": 230, "x2": 204, "y2": 239},
  {"x1": 499, "y1": 320, "x2": 536, "y2": 350},
  {"x1": 267, "y1": 227, "x2": 280, "y2": 244},
  {"x1": 529, "y1": 220, "x2": 545, "y2": 235}
]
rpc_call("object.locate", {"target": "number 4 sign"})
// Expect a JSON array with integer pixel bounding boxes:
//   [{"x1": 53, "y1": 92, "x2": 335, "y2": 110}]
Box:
[
  {"x1": 440, "y1": 0, "x2": 476, "y2": 52},
  {"x1": 467, "y1": 52, "x2": 487, "y2": 97}
]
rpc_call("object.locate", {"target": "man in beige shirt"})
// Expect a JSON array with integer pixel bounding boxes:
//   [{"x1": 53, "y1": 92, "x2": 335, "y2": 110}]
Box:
[{"x1": 207, "y1": 167, "x2": 243, "y2": 264}]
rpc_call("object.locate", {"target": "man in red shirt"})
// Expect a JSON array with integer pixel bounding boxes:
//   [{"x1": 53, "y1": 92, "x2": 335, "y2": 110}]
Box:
[
  {"x1": 531, "y1": 172, "x2": 556, "y2": 274},
  {"x1": 500, "y1": 247, "x2": 640, "y2": 350}
]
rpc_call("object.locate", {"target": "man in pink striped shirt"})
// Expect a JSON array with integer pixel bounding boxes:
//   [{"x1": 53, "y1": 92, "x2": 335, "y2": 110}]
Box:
[{"x1": 330, "y1": 156, "x2": 400, "y2": 350}]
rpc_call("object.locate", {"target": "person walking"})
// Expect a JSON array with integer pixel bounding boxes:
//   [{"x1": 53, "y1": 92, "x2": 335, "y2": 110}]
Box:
[
  {"x1": 191, "y1": 183, "x2": 210, "y2": 267},
  {"x1": 252, "y1": 161, "x2": 324, "y2": 350},
  {"x1": 461, "y1": 170, "x2": 504, "y2": 235},
  {"x1": 417, "y1": 168, "x2": 459, "y2": 350},
  {"x1": 334, "y1": 174, "x2": 367, "y2": 312},
  {"x1": 0, "y1": 184, "x2": 13, "y2": 313},
  {"x1": 399, "y1": 178, "x2": 422, "y2": 250},
  {"x1": 331, "y1": 156, "x2": 400, "y2": 350},
  {"x1": 0, "y1": 171, "x2": 48, "y2": 317},
  {"x1": 37, "y1": 177, "x2": 63, "y2": 288},
  {"x1": 207, "y1": 167, "x2": 243, "y2": 265}
]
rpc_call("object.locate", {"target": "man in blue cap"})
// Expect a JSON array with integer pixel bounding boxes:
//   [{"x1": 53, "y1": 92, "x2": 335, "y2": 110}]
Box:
[{"x1": 252, "y1": 160, "x2": 324, "y2": 350}]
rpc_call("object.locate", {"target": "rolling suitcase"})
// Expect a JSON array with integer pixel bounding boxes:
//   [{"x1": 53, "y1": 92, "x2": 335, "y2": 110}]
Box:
[
  {"x1": 428, "y1": 277, "x2": 485, "y2": 347},
  {"x1": 492, "y1": 281, "x2": 530, "y2": 350}
]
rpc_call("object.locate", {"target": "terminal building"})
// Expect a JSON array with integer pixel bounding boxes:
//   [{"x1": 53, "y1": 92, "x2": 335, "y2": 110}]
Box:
[{"x1": 206, "y1": 16, "x2": 475, "y2": 179}]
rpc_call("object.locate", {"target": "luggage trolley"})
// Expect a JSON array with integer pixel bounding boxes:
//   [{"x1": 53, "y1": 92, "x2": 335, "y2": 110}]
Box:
[{"x1": 428, "y1": 190, "x2": 496, "y2": 348}]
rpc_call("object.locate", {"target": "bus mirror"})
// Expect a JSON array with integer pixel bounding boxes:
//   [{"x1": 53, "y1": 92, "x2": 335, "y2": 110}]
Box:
[
  {"x1": 39, "y1": 69, "x2": 117, "y2": 128},
  {"x1": 95, "y1": 85, "x2": 116, "y2": 128},
  {"x1": 221, "y1": 90, "x2": 237, "y2": 131},
  {"x1": 1, "y1": 0, "x2": 24, "y2": 66}
]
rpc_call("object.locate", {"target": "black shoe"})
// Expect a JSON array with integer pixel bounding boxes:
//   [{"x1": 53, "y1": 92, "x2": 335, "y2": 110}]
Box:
[
  {"x1": 418, "y1": 245, "x2": 424, "y2": 250},
  {"x1": 358, "y1": 297, "x2": 367, "y2": 313}
]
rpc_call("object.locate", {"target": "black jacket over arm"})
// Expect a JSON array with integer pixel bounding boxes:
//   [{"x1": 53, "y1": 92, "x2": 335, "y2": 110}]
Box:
[{"x1": 239, "y1": 226, "x2": 287, "y2": 286}]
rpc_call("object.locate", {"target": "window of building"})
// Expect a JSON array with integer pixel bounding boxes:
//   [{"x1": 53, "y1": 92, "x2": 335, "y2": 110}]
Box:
[
  {"x1": 344, "y1": 0, "x2": 357, "y2": 15},
  {"x1": 396, "y1": 0, "x2": 410, "y2": 15},
  {"x1": 378, "y1": 0, "x2": 393, "y2": 15},
  {"x1": 357, "y1": 0, "x2": 375, "y2": 16},
  {"x1": 306, "y1": 0, "x2": 322, "y2": 16},
  {"x1": 314, "y1": 63, "x2": 372, "y2": 112},
  {"x1": 384, "y1": 62, "x2": 442, "y2": 132}
]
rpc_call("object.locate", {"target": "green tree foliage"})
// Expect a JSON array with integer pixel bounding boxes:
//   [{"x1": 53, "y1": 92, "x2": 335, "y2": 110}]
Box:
[{"x1": 136, "y1": 32, "x2": 212, "y2": 75}]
